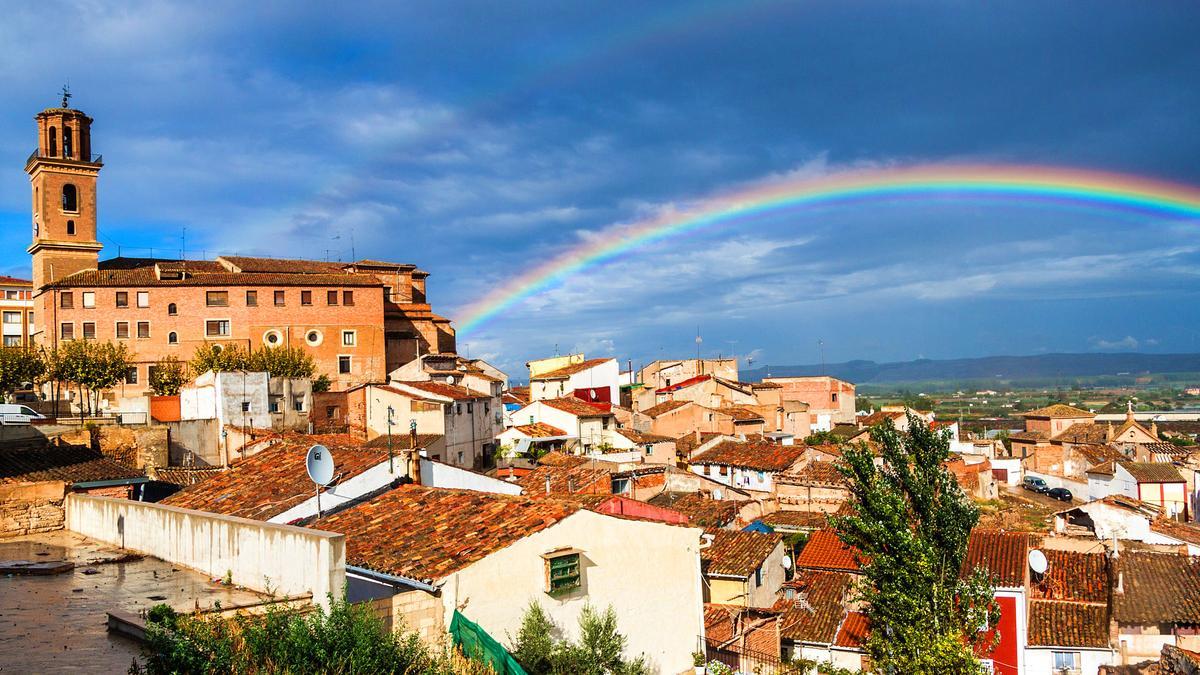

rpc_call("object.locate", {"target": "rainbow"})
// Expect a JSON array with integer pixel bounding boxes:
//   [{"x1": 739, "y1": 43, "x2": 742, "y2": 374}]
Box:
[{"x1": 455, "y1": 164, "x2": 1200, "y2": 334}]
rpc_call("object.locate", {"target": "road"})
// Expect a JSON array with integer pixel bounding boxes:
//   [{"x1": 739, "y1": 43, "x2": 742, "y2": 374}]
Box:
[{"x1": 1003, "y1": 483, "x2": 1078, "y2": 510}]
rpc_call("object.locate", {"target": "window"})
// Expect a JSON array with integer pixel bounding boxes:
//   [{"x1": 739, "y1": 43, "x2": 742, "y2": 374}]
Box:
[
  {"x1": 82, "y1": 291, "x2": 95, "y2": 308},
  {"x1": 136, "y1": 291, "x2": 149, "y2": 308},
  {"x1": 66, "y1": 220, "x2": 75, "y2": 235},
  {"x1": 343, "y1": 290, "x2": 354, "y2": 306},
  {"x1": 63, "y1": 127, "x2": 73, "y2": 158},
  {"x1": 831, "y1": 392, "x2": 838, "y2": 403},
  {"x1": 245, "y1": 290, "x2": 257, "y2": 306},
  {"x1": 274, "y1": 290, "x2": 285, "y2": 306},
  {"x1": 382, "y1": 286, "x2": 392, "y2": 302},
  {"x1": 125, "y1": 367, "x2": 138, "y2": 385},
  {"x1": 755, "y1": 565, "x2": 763, "y2": 587},
  {"x1": 645, "y1": 444, "x2": 653, "y2": 456},
  {"x1": 60, "y1": 323, "x2": 74, "y2": 340},
  {"x1": 269, "y1": 398, "x2": 280, "y2": 414},
  {"x1": 467, "y1": 402, "x2": 474, "y2": 413},
  {"x1": 293, "y1": 397, "x2": 305, "y2": 412},
  {"x1": 4, "y1": 291, "x2": 15, "y2": 300},
  {"x1": 80, "y1": 322, "x2": 95, "y2": 340},
  {"x1": 2, "y1": 311, "x2": 20, "y2": 324},
  {"x1": 1052, "y1": 652, "x2": 1080, "y2": 672},
  {"x1": 300, "y1": 290, "x2": 312, "y2": 305},
  {"x1": 545, "y1": 552, "x2": 581, "y2": 595},
  {"x1": 62, "y1": 184, "x2": 78, "y2": 212},
  {"x1": 341, "y1": 330, "x2": 356, "y2": 346},
  {"x1": 168, "y1": 331, "x2": 178, "y2": 344},
  {"x1": 115, "y1": 291, "x2": 128, "y2": 307},
  {"x1": 456, "y1": 403, "x2": 463, "y2": 415},
  {"x1": 326, "y1": 406, "x2": 338, "y2": 418},
  {"x1": 305, "y1": 330, "x2": 323, "y2": 346},
  {"x1": 137, "y1": 321, "x2": 150, "y2": 339},
  {"x1": 3, "y1": 336, "x2": 19, "y2": 347},
  {"x1": 263, "y1": 330, "x2": 282, "y2": 347},
  {"x1": 241, "y1": 401, "x2": 250, "y2": 413},
  {"x1": 206, "y1": 291, "x2": 229, "y2": 307},
  {"x1": 326, "y1": 290, "x2": 338, "y2": 305},
  {"x1": 48, "y1": 126, "x2": 57, "y2": 156},
  {"x1": 167, "y1": 302, "x2": 177, "y2": 316},
  {"x1": 60, "y1": 292, "x2": 73, "y2": 309},
  {"x1": 338, "y1": 355, "x2": 351, "y2": 374},
  {"x1": 206, "y1": 320, "x2": 230, "y2": 337},
  {"x1": 719, "y1": 466, "x2": 728, "y2": 476}
]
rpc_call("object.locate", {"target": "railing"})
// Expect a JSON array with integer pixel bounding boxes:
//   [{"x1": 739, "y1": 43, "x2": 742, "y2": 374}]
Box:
[
  {"x1": 27, "y1": 148, "x2": 102, "y2": 164},
  {"x1": 702, "y1": 636, "x2": 807, "y2": 675}
]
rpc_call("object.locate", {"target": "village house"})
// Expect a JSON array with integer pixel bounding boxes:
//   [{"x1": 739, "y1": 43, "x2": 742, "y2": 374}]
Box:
[
  {"x1": 638, "y1": 357, "x2": 739, "y2": 393},
  {"x1": 362, "y1": 381, "x2": 497, "y2": 470},
  {"x1": 0, "y1": 275, "x2": 34, "y2": 348},
  {"x1": 700, "y1": 530, "x2": 787, "y2": 609},
  {"x1": 776, "y1": 569, "x2": 864, "y2": 670},
  {"x1": 962, "y1": 529, "x2": 1031, "y2": 675},
  {"x1": 776, "y1": 460, "x2": 852, "y2": 512},
  {"x1": 689, "y1": 440, "x2": 806, "y2": 494},
  {"x1": 761, "y1": 376, "x2": 857, "y2": 431},
  {"x1": 23, "y1": 102, "x2": 456, "y2": 401},
  {"x1": 528, "y1": 356, "x2": 620, "y2": 407},
  {"x1": 610, "y1": 427, "x2": 677, "y2": 465},
  {"x1": 645, "y1": 491, "x2": 751, "y2": 529},
  {"x1": 508, "y1": 396, "x2": 616, "y2": 453},
  {"x1": 496, "y1": 421, "x2": 573, "y2": 456},
  {"x1": 1113, "y1": 551, "x2": 1200, "y2": 665},
  {"x1": 637, "y1": 399, "x2": 740, "y2": 439},
  {"x1": 1087, "y1": 460, "x2": 1188, "y2": 519},
  {"x1": 1024, "y1": 548, "x2": 1113, "y2": 675},
  {"x1": 1054, "y1": 495, "x2": 1200, "y2": 555},
  {"x1": 312, "y1": 485, "x2": 706, "y2": 673}
]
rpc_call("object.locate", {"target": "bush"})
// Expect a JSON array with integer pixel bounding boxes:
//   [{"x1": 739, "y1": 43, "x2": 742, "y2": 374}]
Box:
[
  {"x1": 510, "y1": 602, "x2": 647, "y2": 675},
  {"x1": 148, "y1": 356, "x2": 188, "y2": 396}
]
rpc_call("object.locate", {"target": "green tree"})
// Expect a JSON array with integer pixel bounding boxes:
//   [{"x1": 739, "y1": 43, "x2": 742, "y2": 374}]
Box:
[
  {"x1": 311, "y1": 374, "x2": 331, "y2": 392},
  {"x1": 190, "y1": 343, "x2": 249, "y2": 374},
  {"x1": 804, "y1": 430, "x2": 841, "y2": 446},
  {"x1": 0, "y1": 347, "x2": 44, "y2": 399},
  {"x1": 831, "y1": 414, "x2": 999, "y2": 674},
  {"x1": 246, "y1": 345, "x2": 316, "y2": 378},
  {"x1": 53, "y1": 340, "x2": 134, "y2": 416},
  {"x1": 148, "y1": 356, "x2": 188, "y2": 396},
  {"x1": 510, "y1": 602, "x2": 647, "y2": 675}
]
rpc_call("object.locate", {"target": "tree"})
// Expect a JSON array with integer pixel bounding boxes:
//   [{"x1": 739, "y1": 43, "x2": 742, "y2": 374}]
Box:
[
  {"x1": 804, "y1": 430, "x2": 841, "y2": 446},
  {"x1": 831, "y1": 414, "x2": 999, "y2": 674},
  {"x1": 311, "y1": 374, "x2": 331, "y2": 392},
  {"x1": 509, "y1": 602, "x2": 648, "y2": 675},
  {"x1": 190, "y1": 343, "x2": 249, "y2": 375},
  {"x1": 148, "y1": 356, "x2": 188, "y2": 396},
  {"x1": 54, "y1": 340, "x2": 134, "y2": 416},
  {"x1": 0, "y1": 347, "x2": 44, "y2": 399},
  {"x1": 247, "y1": 345, "x2": 316, "y2": 378}
]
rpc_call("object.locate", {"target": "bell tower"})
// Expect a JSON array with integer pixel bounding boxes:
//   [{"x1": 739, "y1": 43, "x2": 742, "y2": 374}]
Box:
[{"x1": 26, "y1": 89, "x2": 103, "y2": 296}]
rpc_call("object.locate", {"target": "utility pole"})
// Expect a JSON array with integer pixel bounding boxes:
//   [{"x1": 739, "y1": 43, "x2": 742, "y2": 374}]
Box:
[{"x1": 818, "y1": 338, "x2": 826, "y2": 375}]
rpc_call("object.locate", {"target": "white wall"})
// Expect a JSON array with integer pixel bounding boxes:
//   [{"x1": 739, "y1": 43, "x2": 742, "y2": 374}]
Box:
[
  {"x1": 1024, "y1": 647, "x2": 1113, "y2": 674},
  {"x1": 270, "y1": 459, "x2": 405, "y2": 524},
  {"x1": 66, "y1": 494, "x2": 345, "y2": 609},
  {"x1": 442, "y1": 509, "x2": 704, "y2": 674},
  {"x1": 420, "y1": 458, "x2": 523, "y2": 495},
  {"x1": 567, "y1": 359, "x2": 620, "y2": 408},
  {"x1": 690, "y1": 464, "x2": 775, "y2": 492}
]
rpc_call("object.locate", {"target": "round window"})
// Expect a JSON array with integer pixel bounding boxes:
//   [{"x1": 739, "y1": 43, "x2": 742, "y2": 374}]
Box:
[
  {"x1": 263, "y1": 329, "x2": 283, "y2": 347},
  {"x1": 305, "y1": 330, "x2": 323, "y2": 346}
]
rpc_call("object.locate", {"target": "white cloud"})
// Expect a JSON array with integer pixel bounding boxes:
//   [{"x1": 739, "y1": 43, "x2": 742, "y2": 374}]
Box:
[{"x1": 1089, "y1": 336, "x2": 1140, "y2": 351}]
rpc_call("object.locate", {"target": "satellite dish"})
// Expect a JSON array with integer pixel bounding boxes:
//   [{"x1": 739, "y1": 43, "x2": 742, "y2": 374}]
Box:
[
  {"x1": 1028, "y1": 549, "x2": 1048, "y2": 575},
  {"x1": 306, "y1": 444, "x2": 335, "y2": 486},
  {"x1": 782, "y1": 555, "x2": 793, "y2": 570}
]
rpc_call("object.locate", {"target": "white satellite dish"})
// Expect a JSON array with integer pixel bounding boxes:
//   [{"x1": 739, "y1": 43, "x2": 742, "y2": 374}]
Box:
[
  {"x1": 782, "y1": 555, "x2": 793, "y2": 570},
  {"x1": 1028, "y1": 549, "x2": 1048, "y2": 575},
  {"x1": 307, "y1": 444, "x2": 335, "y2": 486}
]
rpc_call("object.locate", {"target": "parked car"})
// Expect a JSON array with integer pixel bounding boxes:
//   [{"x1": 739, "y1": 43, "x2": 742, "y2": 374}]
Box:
[
  {"x1": 0, "y1": 404, "x2": 47, "y2": 425},
  {"x1": 1022, "y1": 476, "x2": 1049, "y2": 493},
  {"x1": 1047, "y1": 487, "x2": 1073, "y2": 502}
]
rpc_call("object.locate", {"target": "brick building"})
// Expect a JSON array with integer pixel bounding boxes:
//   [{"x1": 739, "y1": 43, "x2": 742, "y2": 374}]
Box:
[
  {"x1": 23, "y1": 101, "x2": 455, "y2": 395},
  {"x1": 0, "y1": 276, "x2": 34, "y2": 347}
]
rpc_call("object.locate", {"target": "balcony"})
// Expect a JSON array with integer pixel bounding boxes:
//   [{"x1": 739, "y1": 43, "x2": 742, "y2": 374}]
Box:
[{"x1": 27, "y1": 149, "x2": 103, "y2": 165}]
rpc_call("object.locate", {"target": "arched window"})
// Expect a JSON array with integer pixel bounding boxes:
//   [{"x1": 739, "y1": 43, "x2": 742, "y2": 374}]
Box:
[
  {"x1": 66, "y1": 220, "x2": 75, "y2": 235},
  {"x1": 62, "y1": 127, "x2": 73, "y2": 159},
  {"x1": 167, "y1": 303, "x2": 177, "y2": 316},
  {"x1": 48, "y1": 127, "x2": 57, "y2": 157},
  {"x1": 168, "y1": 332, "x2": 178, "y2": 344},
  {"x1": 61, "y1": 185, "x2": 78, "y2": 212}
]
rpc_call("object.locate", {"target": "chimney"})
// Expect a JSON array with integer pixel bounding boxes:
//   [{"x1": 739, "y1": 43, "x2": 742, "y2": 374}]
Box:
[
  {"x1": 545, "y1": 474, "x2": 551, "y2": 495},
  {"x1": 1116, "y1": 570, "x2": 1123, "y2": 594},
  {"x1": 1106, "y1": 422, "x2": 1114, "y2": 441},
  {"x1": 1150, "y1": 421, "x2": 1159, "y2": 438}
]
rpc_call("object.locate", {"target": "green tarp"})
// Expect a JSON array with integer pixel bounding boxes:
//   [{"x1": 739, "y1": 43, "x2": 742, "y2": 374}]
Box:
[{"x1": 449, "y1": 610, "x2": 527, "y2": 675}]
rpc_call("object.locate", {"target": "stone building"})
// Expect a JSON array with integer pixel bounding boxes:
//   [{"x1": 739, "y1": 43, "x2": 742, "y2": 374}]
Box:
[{"x1": 23, "y1": 101, "x2": 455, "y2": 394}]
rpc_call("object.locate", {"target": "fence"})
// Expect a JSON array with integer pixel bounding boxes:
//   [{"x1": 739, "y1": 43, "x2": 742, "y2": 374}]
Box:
[{"x1": 703, "y1": 637, "x2": 806, "y2": 675}]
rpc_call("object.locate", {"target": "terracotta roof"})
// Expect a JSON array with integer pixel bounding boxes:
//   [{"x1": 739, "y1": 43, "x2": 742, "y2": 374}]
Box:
[
  {"x1": 1021, "y1": 404, "x2": 1094, "y2": 418},
  {"x1": 350, "y1": 259, "x2": 416, "y2": 270},
  {"x1": 153, "y1": 467, "x2": 223, "y2": 487},
  {"x1": 537, "y1": 450, "x2": 582, "y2": 467},
  {"x1": 614, "y1": 428, "x2": 675, "y2": 444},
  {"x1": 794, "y1": 529, "x2": 859, "y2": 572},
  {"x1": 504, "y1": 387, "x2": 531, "y2": 405},
  {"x1": 46, "y1": 257, "x2": 382, "y2": 288},
  {"x1": 778, "y1": 570, "x2": 852, "y2": 644},
  {"x1": 161, "y1": 434, "x2": 390, "y2": 520},
  {"x1": 1114, "y1": 552, "x2": 1200, "y2": 624},
  {"x1": 540, "y1": 397, "x2": 612, "y2": 417},
  {"x1": 313, "y1": 485, "x2": 584, "y2": 582},
  {"x1": 656, "y1": 375, "x2": 711, "y2": 393},
  {"x1": 701, "y1": 530, "x2": 782, "y2": 578},
  {"x1": 720, "y1": 407, "x2": 766, "y2": 422},
  {"x1": 961, "y1": 529, "x2": 1030, "y2": 588},
  {"x1": 1053, "y1": 423, "x2": 1111, "y2": 444},
  {"x1": 0, "y1": 444, "x2": 143, "y2": 485},
  {"x1": 361, "y1": 433, "x2": 443, "y2": 450},
  {"x1": 645, "y1": 492, "x2": 743, "y2": 528},
  {"x1": 1086, "y1": 460, "x2": 1116, "y2": 476},
  {"x1": 1032, "y1": 550, "x2": 1109, "y2": 603},
  {"x1": 1145, "y1": 442, "x2": 1192, "y2": 458},
  {"x1": 1009, "y1": 430, "x2": 1049, "y2": 442},
  {"x1": 833, "y1": 611, "x2": 869, "y2": 649},
  {"x1": 1118, "y1": 461, "x2": 1184, "y2": 483},
  {"x1": 215, "y1": 255, "x2": 346, "y2": 274},
  {"x1": 0, "y1": 275, "x2": 31, "y2": 286},
  {"x1": 782, "y1": 461, "x2": 847, "y2": 487},
  {"x1": 1027, "y1": 601, "x2": 1110, "y2": 648},
  {"x1": 760, "y1": 510, "x2": 829, "y2": 531},
  {"x1": 690, "y1": 441, "x2": 804, "y2": 473},
  {"x1": 1149, "y1": 518, "x2": 1200, "y2": 547},
  {"x1": 517, "y1": 461, "x2": 612, "y2": 496},
  {"x1": 530, "y1": 358, "x2": 613, "y2": 380},
  {"x1": 639, "y1": 399, "x2": 692, "y2": 418},
  {"x1": 1074, "y1": 443, "x2": 1126, "y2": 466},
  {"x1": 510, "y1": 422, "x2": 569, "y2": 438},
  {"x1": 385, "y1": 381, "x2": 490, "y2": 401},
  {"x1": 704, "y1": 604, "x2": 781, "y2": 656},
  {"x1": 858, "y1": 411, "x2": 905, "y2": 426}
]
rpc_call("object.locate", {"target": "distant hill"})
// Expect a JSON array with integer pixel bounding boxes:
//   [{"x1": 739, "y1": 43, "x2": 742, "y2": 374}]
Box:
[{"x1": 741, "y1": 353, "x2": 1200, "y2": 387}]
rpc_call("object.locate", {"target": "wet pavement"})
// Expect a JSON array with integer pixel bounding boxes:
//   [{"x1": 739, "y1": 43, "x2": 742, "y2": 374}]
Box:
[{"x1": 0, "y1": 531, "x2": 266, "y2": 674}]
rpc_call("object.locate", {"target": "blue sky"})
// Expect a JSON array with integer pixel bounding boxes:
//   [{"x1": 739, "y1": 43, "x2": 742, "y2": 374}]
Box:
[{"x1": 1, "y1": 1, "x2": 1198, "y2": 375}]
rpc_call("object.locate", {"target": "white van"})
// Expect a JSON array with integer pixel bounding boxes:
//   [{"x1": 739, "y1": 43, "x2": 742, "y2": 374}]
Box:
[{"x1": 0, "y1": 404, "x2": 46, "y2": 425}]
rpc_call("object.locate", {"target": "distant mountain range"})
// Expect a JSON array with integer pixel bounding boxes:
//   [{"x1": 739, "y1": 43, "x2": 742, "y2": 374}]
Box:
[{"x1": 741, "y1": 353, "x2": 1200, "y2": 387}]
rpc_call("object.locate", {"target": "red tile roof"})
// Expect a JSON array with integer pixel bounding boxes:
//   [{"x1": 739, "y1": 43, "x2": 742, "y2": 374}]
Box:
[
  {"x1": 720, "y1": 407, "x2": 766, "y2": 422},
  {"x1": 1027, "y1": 600, "x2": 1109, "y2": 648},
  {"x1": 794, "y1": 529, "x2": 859, "y2": 572},
  {"x1": 704, "y1": 604, "x2": 781, "y2": 656},
  {"x1": 701, "y1": 530, "x2": 782, "y2": 578},
  {"x1": 0, "y1": 275, "x2": 31, "y2": 286},
  {"x1": 1114, "y1": 552, "x2": 1200, "y2": 624},
  {"x1": 760, "y1": 510, "x2": 829, "y2": 531},
  {"x1": 510, "y1": 422, "x2": 568, "y2": 438},
  {"x1": 161, "y1": 434, "x2": 390, "y2": 520},
  {"x1": 778, "y1": 570, "x2": 852, "y2": 644},
  {"x1": 655, "y1": 374, "x2": 711, "y2": 393},
  {"x1": 1149, "y1": 518, "x2": 1200, "y2": 547},
  {"x1": 517, "y1": 461, "x2": 612, "y2": 496},
  {"x1": 639, "y1": 399, "x2": 692, "y2": 418},
  {"x1": 1032, "y1": 550, "x2": 1108, "y2": 603},
  {"x1": 961, "y1": 529, "x2": 1030, "y2": 588},
  {"x1": 46, "y1": 256, "x2": 383, "y2": 288},
  {"x1": 858, "y1": 411, "x2": 905, "y2": 426},
  {"x1": 504, "y1": 387, "x2": 531, "y2": 405},
  {"x1": 781, "y1": 461, "x2": 847, "y2": 487},
  {"x1": 614, "y1": 428, "x2": 675, "y2": 444},
  {"x1": 833, "y1": 611, "x2": 869, "y2": 649},
  {"x1": 1020, "y1": 404, "x2": 1094, "y2": 419},
  {"x1": 384, "y1": 381, "x2": 490, "y2": 401},
  {"x1": 531, "y1": 358, "x2": 613, "y2": 380},
  {"x1": 540, "y1": 397, "x2": 612, "y2": 417},
  {"x1": 690, "y1": 441, "x2": 804, "y2": 473},
  {"x1": 313, "y1": 485, "x2": 584, "y2": 582},
  {"x1": 1118, "y1": 461, "x2": 1184, "y2": 483},
  {"x1": 645, "y1": 492, "x2": 744, "y2": 528},
  {"x1": 0, "y1": 444, "x2": 143, "y2": 485},
  {"x1": 1052, "y1": 423, "x2": 1111, "y2": 444}
]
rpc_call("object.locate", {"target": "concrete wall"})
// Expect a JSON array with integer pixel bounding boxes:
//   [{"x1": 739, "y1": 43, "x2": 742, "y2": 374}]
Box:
[
  {"x1": 166, "y1": 418, "x2": 222, "y2": 466},
  {"x1": 0, "y1": 481, "x2": 66, "y2": 538},
  {"x1": 442, "y1": 509, "x2": 704, "y2": 674},
  {"x1": 1025, "y1": 647, "x2": 1112, "y2": 674},
  {"x1": 66, "y1": 494, "x2": 345, "y2": 608},
  {"x1": 419, "y1": 458, "x2": 523, "y2": 495},
  {"x1": 270, "y1": 459, "x2": 403, "y2": 524}
]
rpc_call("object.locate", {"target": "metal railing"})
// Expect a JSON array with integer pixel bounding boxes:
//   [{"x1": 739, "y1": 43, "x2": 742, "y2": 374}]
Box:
[
  {"x1": 702, "y1": 636, "x2": 808, "y2": 675},
  {"x1": 27, "y1": 148, "x2": 102, "y2": 164}
]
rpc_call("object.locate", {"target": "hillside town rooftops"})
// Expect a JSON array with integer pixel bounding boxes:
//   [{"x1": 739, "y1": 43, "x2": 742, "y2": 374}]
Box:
[
  {"x1": 530, "y1": 358, "x2": 613, "y2": 380},
  {"x1": 541, "y1": 396, "x2": 612, "y2": 417},
  {"x1": 781, "y1": 461, "x2": 847, "y2": 487},
  {"x1": 0, "y1": 444, "x2": 143, "y2": 486},
  {"x1": 614, "y1": 428, "x2": 675, "y2": 444},
  {"x1": 720, "y1": 407, "x2": 766, "y2": 422},
  {"x1": 760, "y1": 510, "x2": 829, "y2": 531},
  {"x1": 701, "y1": 530, "x2": 782, "y2": 578},
  {"x1": 645, "y1": 492, "x2": 743, "y2": 528},
  {"x1": 510, "y1": 422, "x2": 569, "y2": 438},
  {"x1": 639, "y1": 399, "x2": 692, "y2": 418},
  {"x1": 1118, "y1": 461, "x2": 1185, "y2": 483},
  {"x1": 384, "y1": 381, "x2": 491, "y2": 401},
  {"x1": 794, "y1": 529, "x2": 859, "y2": 572},
  {"x1": 1114, "y1": 552, "x2": 1200, "y2": 625},
  {"x1": 1009, "y1": 430, "x2": 1049, "y2": 442},
  {"x1": 778, "y1": 570, "x2": 852, "y2": 644},
  {"x1": 1052, "y1": 423, "x2": 1111, "y2": 444},
  {"x1": 834, "y1": 611, "x2": 869, "y2": 649},
  {"x1": 1020, "y1": 404, "x2": 1094, "y2": 419},
  {"x1": 1027, "y1": 601, "x2": 1110, "y2": 648},
  {"x1": 655, "y1": 374, "x2": 711, "y2": 393},
  {"x1": 961, "y1": 529, "x2": 1031, "y2": 588},
  {"x1": 690, "y1": 441, "x2": 804, "y2": 473}
]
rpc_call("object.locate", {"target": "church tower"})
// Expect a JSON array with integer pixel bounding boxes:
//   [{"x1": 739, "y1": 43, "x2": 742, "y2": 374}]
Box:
[{"x1": 26, "y1": 92, "x2": 103, "y2": 299}]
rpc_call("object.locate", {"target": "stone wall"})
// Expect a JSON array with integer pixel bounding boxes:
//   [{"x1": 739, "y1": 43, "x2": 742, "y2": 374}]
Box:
[{"x1": 0, "y1": 481, "x2": 66, "y2": 538}]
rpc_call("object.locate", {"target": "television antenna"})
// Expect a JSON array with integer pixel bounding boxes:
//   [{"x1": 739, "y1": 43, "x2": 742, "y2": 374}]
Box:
[{"x1": 306, "y1": 444, "x2": 335, "y2": 518}]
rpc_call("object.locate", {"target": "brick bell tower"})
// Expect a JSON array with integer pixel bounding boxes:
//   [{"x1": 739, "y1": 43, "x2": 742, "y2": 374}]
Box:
[{"x1": 26, "y1": 89, "x2": 104, "y2": 342}]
